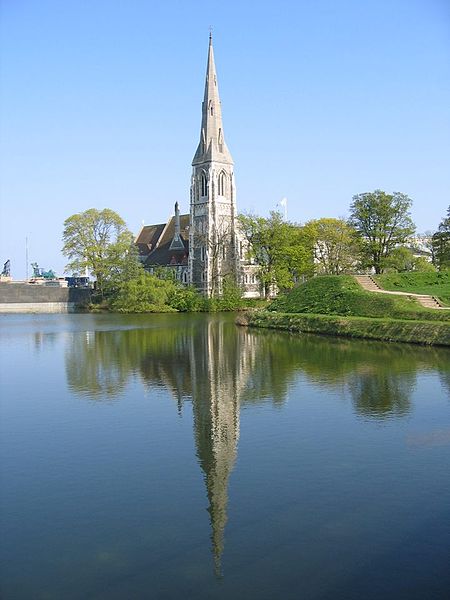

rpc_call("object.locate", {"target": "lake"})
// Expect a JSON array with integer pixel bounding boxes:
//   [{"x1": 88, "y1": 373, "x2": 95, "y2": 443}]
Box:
[{"x1": 1, "y1": 313, "x2": 449, "y2": 599}]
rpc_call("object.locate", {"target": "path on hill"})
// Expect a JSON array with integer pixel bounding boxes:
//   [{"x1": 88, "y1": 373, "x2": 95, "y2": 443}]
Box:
[{"x1": 354, "y1": 275, "x2": 450, "y2": 310}]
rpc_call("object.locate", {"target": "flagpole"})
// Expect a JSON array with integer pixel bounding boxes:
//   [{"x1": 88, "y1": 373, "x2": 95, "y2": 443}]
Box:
[
  {"x1": 25, "y1": 236, "x2": 29, "y2": 281},
  {"x1": 279, "y1": 198, "x2": 288, "y2": 221}
]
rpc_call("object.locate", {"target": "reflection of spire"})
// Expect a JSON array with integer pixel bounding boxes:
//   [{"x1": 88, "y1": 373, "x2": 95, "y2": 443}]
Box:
[
  {"x1": 197, "y1": 324, "x2": 261, "y2": 573},
  {"x1": 191, "y1": 320, "x2": 251, "y2": 575}
]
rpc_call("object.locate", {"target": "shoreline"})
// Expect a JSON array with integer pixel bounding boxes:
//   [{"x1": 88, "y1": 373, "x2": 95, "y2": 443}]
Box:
[{"x1": 237, "y1": 311, "x2": 450, "y2": 347}]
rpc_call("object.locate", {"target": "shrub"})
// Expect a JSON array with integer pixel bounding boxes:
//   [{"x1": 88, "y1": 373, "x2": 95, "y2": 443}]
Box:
[{"x1": 110, "y1": 272, "x2": 177, "y2": 313}]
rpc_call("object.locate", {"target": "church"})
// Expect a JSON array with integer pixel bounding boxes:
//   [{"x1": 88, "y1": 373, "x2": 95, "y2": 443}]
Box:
[{"x1": 135, "y1": 35, "x2": 260, "y2": 298}]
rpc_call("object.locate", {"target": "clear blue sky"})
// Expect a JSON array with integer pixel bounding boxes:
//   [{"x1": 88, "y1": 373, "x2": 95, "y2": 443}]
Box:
[{"x1": 1, "y1": 0, "x2": 449, "y2": 278}]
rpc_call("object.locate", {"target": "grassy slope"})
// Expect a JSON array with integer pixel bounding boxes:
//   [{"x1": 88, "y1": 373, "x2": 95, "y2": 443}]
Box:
[
  {"x1": 269, "y1": 275, "x2": 450, "y2": 322},
  {"x1": 373, "y1": 272, "x2": 450, "y2": 306},
  {"x1": 244, "y1": 311, "x2": 450, "y2": 346}
]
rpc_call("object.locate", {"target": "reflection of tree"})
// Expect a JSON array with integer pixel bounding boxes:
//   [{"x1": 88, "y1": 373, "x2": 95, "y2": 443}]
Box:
[
  {"x1": 65, "y1": 330, "x2": 131, "y2": 398},
  {"x1": 347, "y1": 370, "x2": 415, "y2": 419}
]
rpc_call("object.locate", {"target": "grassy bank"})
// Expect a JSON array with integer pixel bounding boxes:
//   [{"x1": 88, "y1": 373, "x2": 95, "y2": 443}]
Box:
[
  {"x1": 373, "y1": 272, "x2": 450, "y2": 306},
  {"x1": 241, "y1": 275, "x2": 450, "y2": 346},
  {"x1": 240, "y1": 311, "x2": 450, "y2": 346},
  {"x1": 269, "y1": 275, "x2": 450, "y2": 322}
]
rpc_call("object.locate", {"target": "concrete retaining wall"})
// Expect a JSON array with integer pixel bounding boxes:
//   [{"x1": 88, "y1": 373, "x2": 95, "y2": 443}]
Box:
[
  {"x1": 0, "y1": 302, "x2": 81, "y2": 313},
  {"x1": 0, "y1": 283, "x2": 91, "y2": 313}
]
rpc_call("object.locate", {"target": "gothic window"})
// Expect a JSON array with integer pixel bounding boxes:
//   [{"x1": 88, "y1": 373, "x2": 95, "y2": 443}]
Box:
[
  {"x1": 200, "y1": 246, "x2": 206, "y2": 261},
  {"x1": 218, "y1": 128, "x2": 223, "y2": 152},
  {"x1": 218, "y1": 171, "x2": 227, "y2": 196},
  {"x1": 183, "y1": 271, "x2": 188, "y2": 284},
  {"x1": 222, "y1": 246, "x2": 226, "y2": 260},
  {"x1": 201, "y1": 172, "x2": 208, "y2": 197},
  {"x1": 209, "y1": 101, "x2": 214, "y2": 116}
]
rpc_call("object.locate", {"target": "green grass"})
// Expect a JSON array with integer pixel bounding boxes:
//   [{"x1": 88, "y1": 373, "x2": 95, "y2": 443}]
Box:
[
  {"x1": 373, "y1": 271, "x2": 450, "y2": 306},
  {"x1": 269, "y1": 275, "x2": 450, "y2": 322},
  {"x1": 242, "y1": 311, "x2": 450, "y2": 346}
]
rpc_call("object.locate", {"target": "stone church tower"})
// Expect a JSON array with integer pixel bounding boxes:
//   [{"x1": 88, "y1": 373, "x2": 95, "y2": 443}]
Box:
[
  {"x1": 136, "y1": 35, "x2": 260, "y2": 297},
  {"x1": 189, "y1": 34, "x2": 238, "y2": 296}
]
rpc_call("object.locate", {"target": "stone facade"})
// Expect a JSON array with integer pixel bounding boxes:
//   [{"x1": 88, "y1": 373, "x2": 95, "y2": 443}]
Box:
[{"x1": 136, "y1": 36, "x2": 260, "y2": 298}]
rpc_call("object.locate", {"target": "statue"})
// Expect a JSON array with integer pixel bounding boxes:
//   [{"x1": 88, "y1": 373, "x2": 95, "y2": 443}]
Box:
[
  {"x1": 31, "y1": 263, "x2": 56, "y2": 279},
  {"x1": 31, "y1": 262, "x2": 41, "y2": 278},
  {"x1": 1, "y1": 260, "x2": 10, "y2": 277}
]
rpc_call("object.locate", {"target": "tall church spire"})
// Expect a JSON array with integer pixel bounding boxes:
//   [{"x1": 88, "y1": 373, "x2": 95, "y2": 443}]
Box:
[{"x1": 193, "y1": 34, "x2": 233, "y2": 165}]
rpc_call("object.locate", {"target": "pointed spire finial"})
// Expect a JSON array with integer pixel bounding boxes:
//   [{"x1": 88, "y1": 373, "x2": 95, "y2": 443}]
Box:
[{"x1": 192, "y1": 32, "x2": 233, "y2": 166}]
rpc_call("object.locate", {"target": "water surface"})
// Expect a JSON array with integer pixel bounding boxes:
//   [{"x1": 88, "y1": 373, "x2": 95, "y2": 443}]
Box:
[{"x1": 1, "y1": 313, "x2": 450, "y2": 599}]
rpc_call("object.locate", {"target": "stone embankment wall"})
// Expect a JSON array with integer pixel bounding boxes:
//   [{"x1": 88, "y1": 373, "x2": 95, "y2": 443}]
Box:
[{"x1": 0, "y1": 283, "x2": 91, "y2": 313}]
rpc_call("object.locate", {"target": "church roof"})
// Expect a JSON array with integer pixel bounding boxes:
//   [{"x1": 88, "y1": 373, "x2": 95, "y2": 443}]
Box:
[
  {"x1": 135, "y1": 223, "x2": 166, "y2": 256},
  {"x1": 141, "y1": 213, "x2": 190, "y2": 267}
]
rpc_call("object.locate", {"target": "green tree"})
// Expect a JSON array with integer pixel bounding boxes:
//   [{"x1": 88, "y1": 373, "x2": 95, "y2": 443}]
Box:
[
  {"x1": 62, "y1": 208, "x2": 141, "y2": 298},
  {"x1": 303, "y1": 217, "x2": 361, "y2": 275},
  {"x1": 431, "y1": 206, "x2": 450, "y2": 270},
  {"x1": 382, "y1": 246, "x2": 415, "y2": 272},
  {"x1": 110, "y1": 272, "x2": 178, "y2": 313},
  {"x1": 349, "y1": 190, "x2": 415, "y2": 274},
  {"x1": 238, "y1": 211, "x2": 313, "y2": 298}
]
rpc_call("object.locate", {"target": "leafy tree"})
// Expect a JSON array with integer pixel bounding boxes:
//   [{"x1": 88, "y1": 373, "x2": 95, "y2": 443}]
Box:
[
  {"x1": 110, "y1": 272, "x2": 178, "y2": 313},
  {"x1": 413, "y1": 257, "x2": 436, "y2": 273},
  {"x1": 213, "y1": 275, "x2": 243, "y2": 311},
  {"x1": 169, "y1": 285, "x2": 204, "y2": 312},
  {"x1": 431, "y1": 206, "x2": 450, "y2": 270},
  {"x1": 62, "y1": 208, "x2": 141, "y2": 298},
  {"x1": 303, "y1": 217, "x2": 361, "y2": 275},
  {"x1": 349, "y1": 190, "x2": 415, "y2": 274},
  {"x1": 238, "y1": 212, "x2": 313, "y2": 298}
]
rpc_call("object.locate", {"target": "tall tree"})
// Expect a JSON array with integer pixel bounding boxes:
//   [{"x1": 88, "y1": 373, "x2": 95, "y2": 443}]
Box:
[
  {"x1": 303, "y1": 218, "x2": 361, "y2": 275},
  {"x1": 431, "y1": 206, "x2": 450, "y2": 270},
  {"x1": 238, "y1": 212, "x2": 313, "y2": 298},
  {"x1": 349, "y1": 190, "x2": 415, "y2": 274},
  {"x1": 62, "y1": 208, "x2": 141, "y2": 298}
]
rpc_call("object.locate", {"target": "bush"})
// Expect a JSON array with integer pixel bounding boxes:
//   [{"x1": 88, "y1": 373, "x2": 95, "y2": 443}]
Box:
[
  {"x1": 110, "y1": 272, "x2": 178, "y2": 313},
  {"x1": 168, "y1": 286, "x2": 203, "y2": 312}
]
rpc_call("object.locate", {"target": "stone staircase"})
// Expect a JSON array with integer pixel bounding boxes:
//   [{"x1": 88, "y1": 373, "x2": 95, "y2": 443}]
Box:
[
  {"x1": 354, "y1": 275, "x2": 382, "y2": 292},
  {"x1": 414, "y1": 295, "x2": 443, "y2": 309},
  {"x1": 354, "y1": 275, "x2": 449, "y2": 310}
]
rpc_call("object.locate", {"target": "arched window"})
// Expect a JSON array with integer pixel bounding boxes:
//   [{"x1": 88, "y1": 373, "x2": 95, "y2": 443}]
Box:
[
  {"x1": 201, "y1": 172, "x2": 208, "y2": 197},
  {"x1": 209, "y1": 101, "x2": 214, "y2": 116},
  {"x1": 218, "y1": 171, "x2": 227, "y2": 196}
]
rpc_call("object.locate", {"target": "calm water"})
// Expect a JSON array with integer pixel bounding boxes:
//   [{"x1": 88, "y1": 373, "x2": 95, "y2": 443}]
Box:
[{"x1": 1, "y1": 313, "x2": 450, "y2": 600}]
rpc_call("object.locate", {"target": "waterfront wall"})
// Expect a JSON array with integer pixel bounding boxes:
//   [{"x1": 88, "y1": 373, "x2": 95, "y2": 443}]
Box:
[{"x1": 0, "y1": 283, "x2": 91, "y2": 313}]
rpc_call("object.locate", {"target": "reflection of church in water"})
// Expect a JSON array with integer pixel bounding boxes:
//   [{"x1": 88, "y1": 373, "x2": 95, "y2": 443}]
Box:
[{"x1": 139, "y1": 319, "x2": 260, "y2": 573}]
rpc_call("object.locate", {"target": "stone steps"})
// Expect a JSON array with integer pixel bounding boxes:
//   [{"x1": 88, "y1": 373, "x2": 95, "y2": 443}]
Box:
[
  {"x1": 354, "y1": 275, "x2": 381, "y2": 292},
  {"x1": 415, "y1": 295, "x2": 443, "y2": 309},
  {"x1": 353, "y1": 275, "x2": 449, "y2": 310}
]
